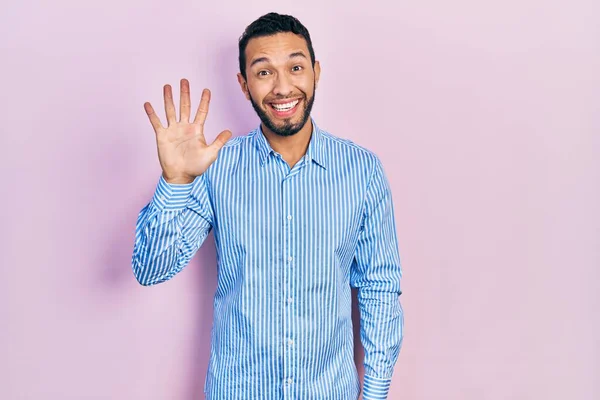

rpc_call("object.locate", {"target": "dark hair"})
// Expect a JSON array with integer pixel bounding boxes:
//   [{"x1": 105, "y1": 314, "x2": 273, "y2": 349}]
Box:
[{"x1": 238, "y1": 12, "x2": 316, "y2": 80}]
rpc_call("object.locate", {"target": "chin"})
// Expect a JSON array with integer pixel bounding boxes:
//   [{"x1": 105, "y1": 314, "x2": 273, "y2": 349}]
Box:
[
  {"x1": 257, "y1": 106, "x2": 306, "y2": 137},
  {"x1": 267, "y1": 120, "x2": 304, "y2": 137}
]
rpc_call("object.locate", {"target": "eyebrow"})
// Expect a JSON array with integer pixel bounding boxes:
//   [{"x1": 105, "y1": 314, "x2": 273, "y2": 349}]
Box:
[{"x1": 249, "y1": 52, "x2": 308, "y2": 68}]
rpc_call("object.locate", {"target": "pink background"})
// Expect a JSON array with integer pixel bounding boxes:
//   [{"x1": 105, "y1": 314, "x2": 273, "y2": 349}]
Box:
[{"x1": 1, "y1": 1, "x2": 598, "y2": 399}]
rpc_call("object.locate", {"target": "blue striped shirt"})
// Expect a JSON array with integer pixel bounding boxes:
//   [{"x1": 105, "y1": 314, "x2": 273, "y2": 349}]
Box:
[{"x1": 132, "y1": 119, "x2": 404, "y2": 399}]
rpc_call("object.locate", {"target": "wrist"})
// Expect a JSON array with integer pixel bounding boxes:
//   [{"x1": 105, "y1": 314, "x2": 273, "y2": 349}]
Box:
[{"x1": 162, "y1": 172, "x2": 195, "y2": 185}]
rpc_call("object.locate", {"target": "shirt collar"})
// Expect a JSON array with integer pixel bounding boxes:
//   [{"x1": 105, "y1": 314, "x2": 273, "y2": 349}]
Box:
[{"x1": 253, "y1": 117, "x2": 327, "y2": 170}]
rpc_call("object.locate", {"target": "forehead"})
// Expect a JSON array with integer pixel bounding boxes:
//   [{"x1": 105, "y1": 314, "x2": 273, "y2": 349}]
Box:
[{"x1": 245, "y1": 32, "x2": 310, "y2": 66}]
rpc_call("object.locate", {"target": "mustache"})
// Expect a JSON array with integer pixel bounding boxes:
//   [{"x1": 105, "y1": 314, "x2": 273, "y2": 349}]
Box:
[{"x1": 265, "y1": 95, "x2": 304, "y2": 102}]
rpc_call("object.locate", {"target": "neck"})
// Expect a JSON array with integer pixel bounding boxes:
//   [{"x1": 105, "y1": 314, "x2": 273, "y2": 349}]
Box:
[{"x1": 261, "y1": 119, "x2": 313, "y2": 166}]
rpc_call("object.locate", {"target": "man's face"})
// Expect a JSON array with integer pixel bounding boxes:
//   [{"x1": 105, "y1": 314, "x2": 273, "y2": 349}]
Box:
[{"x1": 238, "y1": 32, "x2": 321, "y2": 137}]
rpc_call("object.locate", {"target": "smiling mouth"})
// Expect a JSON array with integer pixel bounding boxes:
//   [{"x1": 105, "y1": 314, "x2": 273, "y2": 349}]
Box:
[
  {"x1": 268, "y1": 98, "x2": 302, "y2": 117},
  {"x1": 270, "y1": 99, "x2": 300, "y2": 112}
]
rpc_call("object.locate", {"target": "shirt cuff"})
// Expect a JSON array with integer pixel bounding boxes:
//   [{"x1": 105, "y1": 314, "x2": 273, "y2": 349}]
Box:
[
  {"x1": 362, "y1": 374, "x2": 392, "y2": 400},
  {"x1": 151, "y1": 175, "x2": 195, "y2": 211}
]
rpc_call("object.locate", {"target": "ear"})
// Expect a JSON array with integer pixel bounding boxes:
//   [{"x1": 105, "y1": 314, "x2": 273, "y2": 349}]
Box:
[
  {"x1": 314, "y1": 60, "x2": 321, "y2": 89},
  {"x1": 237, "y1": 73, "x2": 251, "y2": 101}
]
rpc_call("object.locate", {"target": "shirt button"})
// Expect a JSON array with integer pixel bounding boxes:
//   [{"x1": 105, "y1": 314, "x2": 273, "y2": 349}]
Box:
[
  {"x1": 287, "y1": 215, "x2": 293, "y2": 220},
  {"x1": 287, "y1": 297, "x2": 293, "y2": 304},
  {"x1": 287, "y1": 378, "x2": 293, "y2": 384},
  {"x1": 287, "y1": 255, "x2": 293, "y2": 262},
  {"x1": 288, "y1": 338, "x2": 294, "y2": 346}
]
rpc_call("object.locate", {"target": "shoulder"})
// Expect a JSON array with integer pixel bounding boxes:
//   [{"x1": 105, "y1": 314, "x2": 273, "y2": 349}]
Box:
[
  {"x1": 220, "y1": 130, "x2": 254, "y2": 151},
  {"x1": 318, "y1": 127, "x2": 383, "y2": 176},
  {"x1": 205, "y1": 129, "x2": 255, "y2": 170},
  {"x1": 206, "y1": 131, "x2": 255, "y2": 180}
]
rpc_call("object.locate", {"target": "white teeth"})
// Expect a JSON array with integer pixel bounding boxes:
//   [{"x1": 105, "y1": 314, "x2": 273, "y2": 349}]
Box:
[{"x1": 272, "y1": 99, "x2": 299, "y2": 111}]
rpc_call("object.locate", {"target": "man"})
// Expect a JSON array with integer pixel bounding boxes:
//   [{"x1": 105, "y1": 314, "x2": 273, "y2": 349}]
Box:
[{"x1": 132, "y1": 12, "x2": 403, "y2": 400}]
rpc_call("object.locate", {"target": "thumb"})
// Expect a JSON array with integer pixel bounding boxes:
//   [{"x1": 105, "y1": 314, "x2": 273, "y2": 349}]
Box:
[{"x1": 210, "y1": 129, "x2": 232, "y2": 152}]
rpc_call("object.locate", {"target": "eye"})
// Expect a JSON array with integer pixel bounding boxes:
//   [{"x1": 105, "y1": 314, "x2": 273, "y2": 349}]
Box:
[
  {"x1": 292, "y1": 65, "x2": 303, "y2": 72},
  {"x1": 258, "y1": 70, "x2": 271, "y2": 77}
]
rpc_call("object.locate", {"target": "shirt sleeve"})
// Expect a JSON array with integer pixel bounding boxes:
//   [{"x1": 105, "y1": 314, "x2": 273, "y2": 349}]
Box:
[
  {"x1": 131, "y1": 173, "x2": 214, "y2": 286},
  {"x1": 350, "y1": 157, "x2": 404, "y2": 400}
]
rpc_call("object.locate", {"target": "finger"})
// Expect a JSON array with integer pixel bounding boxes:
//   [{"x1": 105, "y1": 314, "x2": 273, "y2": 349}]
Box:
[
  {"x1": 209, "y1": 129, "x2": 232, "y2": 152},
  {"x1": 193, "y1": 88, "x2": 211, "y2": 125},
  {"x1": 179, "y1": 78, "x2": 191, "y2": 123},
  {"x1": 163, "y1": 84, "x2": 177, "y2": 126},
  {"x1": 144, "y1": 102, "x2": 164, "y2": 133}
]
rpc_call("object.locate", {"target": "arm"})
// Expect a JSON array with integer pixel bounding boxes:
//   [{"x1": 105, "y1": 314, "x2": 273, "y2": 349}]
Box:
[
  {"x1": 132, "y1": 79, "x2": 231, "y2": 285},
  {"x1": 350, "y1": 158, "x2": 404, "y2": 400},
  {"x1": 132, "y1": 173, "x2": 213, "y2": 286}
]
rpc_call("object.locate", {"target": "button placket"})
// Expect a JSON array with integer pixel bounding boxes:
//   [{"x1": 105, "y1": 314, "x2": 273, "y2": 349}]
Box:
[{"x1": 281, "y1": 175, "x2": 295, "y2": 395}]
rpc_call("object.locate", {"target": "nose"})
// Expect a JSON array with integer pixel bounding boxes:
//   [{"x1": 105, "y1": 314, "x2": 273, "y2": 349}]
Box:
[{"x1": 273, "y1": 71, "x2": 293, "y2": 97}]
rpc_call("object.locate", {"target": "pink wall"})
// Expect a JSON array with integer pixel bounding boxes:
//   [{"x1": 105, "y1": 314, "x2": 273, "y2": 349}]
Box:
[{"x1": 1, "y1": 1, "x2": 598, "y2": 399}]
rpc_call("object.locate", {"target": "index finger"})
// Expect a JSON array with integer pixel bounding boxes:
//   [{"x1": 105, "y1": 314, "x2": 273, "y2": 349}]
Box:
[
  {"x1": 144, "y1": 102, "x2": 164, "y2": 133},
  {"x1": 193, "y1": 88, "x2": 211, "y2": 125}
]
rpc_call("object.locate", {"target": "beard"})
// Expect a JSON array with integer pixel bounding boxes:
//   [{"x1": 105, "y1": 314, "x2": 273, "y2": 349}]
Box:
[{"x1": 248, "y1": 84, "x2": 316, "y2": 137}]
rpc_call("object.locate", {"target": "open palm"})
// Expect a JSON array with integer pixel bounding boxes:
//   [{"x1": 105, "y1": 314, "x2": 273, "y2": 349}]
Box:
[{"x1": 144, "y1": 78, "x2": 232, "y2": 184}]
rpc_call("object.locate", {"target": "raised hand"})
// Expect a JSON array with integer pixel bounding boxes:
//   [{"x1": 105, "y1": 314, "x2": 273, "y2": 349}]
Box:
[{"x1": 144, "y1": 78, "x2": 232, "y2": 184}]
